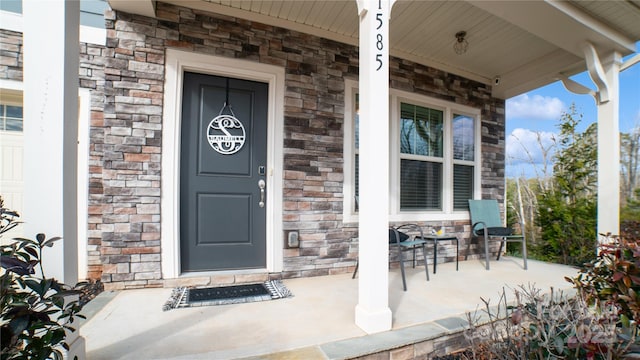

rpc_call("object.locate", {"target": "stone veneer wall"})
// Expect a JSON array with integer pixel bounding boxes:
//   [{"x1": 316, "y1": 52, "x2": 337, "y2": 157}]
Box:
[
  {"x1": 2, "y1": 0, "x2": 506, "y2": 289},
  {"x1": 0, "y1": 29, "x2": 22, "y2": 82}
]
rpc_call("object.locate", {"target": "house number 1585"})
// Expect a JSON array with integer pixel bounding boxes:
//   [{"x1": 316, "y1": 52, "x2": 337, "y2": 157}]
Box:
[{"x1": 375, "y1": 1, "x2": 384, "y2": 71}]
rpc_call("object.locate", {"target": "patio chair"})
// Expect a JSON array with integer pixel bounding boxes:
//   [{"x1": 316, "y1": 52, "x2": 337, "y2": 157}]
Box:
[
  {"x1": 468, "y1": 199, "x2": 528, "y2": 270},
  {"x1": 352, "y1": 224, "x2": 429, "y2": 291}
]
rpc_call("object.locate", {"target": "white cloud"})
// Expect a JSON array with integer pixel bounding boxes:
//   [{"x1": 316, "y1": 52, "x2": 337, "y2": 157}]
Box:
[
  {"x1": 506, "y1": 94, "x2": 564, "y2": 120},
  {"x1": 506, "y1": 128, "x2": 557, "y2": 178}
]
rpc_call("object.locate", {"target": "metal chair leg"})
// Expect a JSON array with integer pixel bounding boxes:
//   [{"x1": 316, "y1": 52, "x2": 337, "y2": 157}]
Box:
[
  {"x1": 455, "y1": 237, "x2": 459, "y2": 271},
  {"x1": 484, "y1": 232, "x2": 490, "y2": 270},
  {"x1": 522, "y1": 239, "x2": 528, "y2": 270},
  {"x1": 433, "y1": 240, "x2": 438, "y2": 274},
  {"x1": 497, "y1": 238, "x2": 505, "y2": 261},
  {"x1": 399, "y1": 247, "x2": 407, "y2": 291},
  {"x1": 421, "y1": 243, "x2": 429, "y2": 281},
  {"x1": 352, "y1": 260, "x2": 358, "y2": 279}
]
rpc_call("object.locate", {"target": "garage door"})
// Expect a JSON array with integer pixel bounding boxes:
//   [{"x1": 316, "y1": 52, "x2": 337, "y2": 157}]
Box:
[{"x1": 0, "y1": 99, "x2": 24, "y2": 243}]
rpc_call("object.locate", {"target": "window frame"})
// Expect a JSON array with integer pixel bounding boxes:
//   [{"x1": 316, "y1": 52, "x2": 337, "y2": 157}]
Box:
[
  {"x1": 451, "y1": 112, "x2": 478, "y2": 211},
  {"x1": 396, "y1": 100, "x2": 446, "y2": 212},
  {"x1": 343, "y1": 80, "x2": 482, "y2": 223},
  {"x1": 0, "y1": 88, "x2": 23, "y2": 133}
]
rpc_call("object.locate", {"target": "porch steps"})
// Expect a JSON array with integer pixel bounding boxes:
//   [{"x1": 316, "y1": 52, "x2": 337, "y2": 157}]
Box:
[{"x1": 239, "y1": 315, "x2": 470, "y2": 360}]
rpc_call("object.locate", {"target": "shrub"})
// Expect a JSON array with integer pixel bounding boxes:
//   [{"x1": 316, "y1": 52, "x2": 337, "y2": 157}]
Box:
[
  {"x1": 568, "y1": 234, "x2": 640, "y2": 327},
  {"x1": 621, "y1": 189, "x2": 640, "y2": 223},
  {"x1": 0, "y1": 198, "x2": 86, "y2": 360},
  {"x1": 536, "y1": 191, "x2": 597, "y2": 265},
  {"x1": 464, "y1": 234, "x2": 640, "y2": 360},
  {"x1": 535, "y1": 107, "x2": 598, "y2": 266},
  {"x1": 464, "y1": 285, "x2": 633, "y2": 359}
]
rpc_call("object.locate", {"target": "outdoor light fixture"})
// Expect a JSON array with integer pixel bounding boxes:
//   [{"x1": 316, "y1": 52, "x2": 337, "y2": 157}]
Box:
[{"x1": 453, "y1": 31, "x2": 468, "y2": 55}]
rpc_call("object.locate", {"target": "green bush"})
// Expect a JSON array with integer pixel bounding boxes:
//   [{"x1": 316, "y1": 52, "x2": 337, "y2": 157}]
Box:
[
  {"x1": 533, "y1": 106, "x2": 598, "y2": 266},
  {"x1": 621, "y1": 189, "x2": 640, "y2": 223},
  {"x1": 568, "y1": 235, "x2": 640, "y2": 327},
  {"x1": 536, "y1": 192, "x2": 597, "y2": 265},
  {"x1": 0, "y1": 199, "x2": 86, "y2": 360}
]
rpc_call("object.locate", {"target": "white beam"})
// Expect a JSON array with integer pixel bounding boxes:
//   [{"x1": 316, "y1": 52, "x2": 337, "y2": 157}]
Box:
[
  {"x1": 355, "y1": 0, "x2": 393, "y2": 334},
  {"x1": 108, "y1": 0, "x2": 156, "y2": 18},
  {"x1": 23, "y1": 0, "x2": 79, "y2": 285},
  {"x1": 0, "y1": 9, "x2": 23, "y2": 32},
  {"x1": 558, "y1": 74, "x2": 597, "y2": 102},
  {"x1": 546, "y1": 1, "x2": 636, "y2": 53},
  {"x1": 469, "y1": 1, "x2": 635, "y2": 59},
  {"x1": 583, "y1": 42, "x2": 610, "y2": 104},
  {"x1": 493, "y1": 48, "x2": 583, "y2": 99},
  {"x1": 620, "y1": 54, "x2": 640, "y2": 73}
]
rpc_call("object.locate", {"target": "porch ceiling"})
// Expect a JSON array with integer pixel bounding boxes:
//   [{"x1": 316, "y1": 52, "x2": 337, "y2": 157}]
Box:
[{"x1": 108, "y1": 0, "x2": 640, "y2": 100}]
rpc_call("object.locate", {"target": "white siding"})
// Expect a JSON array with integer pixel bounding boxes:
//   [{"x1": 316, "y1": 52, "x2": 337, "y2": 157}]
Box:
[{"x1": 0, "y1": 131, "x2": 24, "y2": 242}]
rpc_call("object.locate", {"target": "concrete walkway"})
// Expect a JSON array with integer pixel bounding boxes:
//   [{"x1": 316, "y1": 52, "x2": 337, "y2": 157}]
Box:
[{"x1": 80, "y1": 257, "x2": 578, "y2": 359}]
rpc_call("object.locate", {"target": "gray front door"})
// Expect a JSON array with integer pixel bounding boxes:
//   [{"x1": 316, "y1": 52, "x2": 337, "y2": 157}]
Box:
[{"x1": 180, "y1": 72, "x2": 268, "y2": 272}]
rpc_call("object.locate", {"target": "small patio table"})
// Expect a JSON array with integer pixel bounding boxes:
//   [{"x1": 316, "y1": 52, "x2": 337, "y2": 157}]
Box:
[{"x1": 418, "y1": 234, "x2": 459, "y2": 274}]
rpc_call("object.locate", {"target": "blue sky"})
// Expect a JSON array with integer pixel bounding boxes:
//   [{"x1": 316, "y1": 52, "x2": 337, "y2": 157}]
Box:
[{"x1": 505, "y1": 45, "x2": 640, "y2": 178}]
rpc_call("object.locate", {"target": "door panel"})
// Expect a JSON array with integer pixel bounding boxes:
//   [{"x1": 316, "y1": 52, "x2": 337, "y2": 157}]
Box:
[
  {"x1": 180, "y1": 72, "x2": 268, "y2": 272},
  {"x1": 196, "y1": 193, "x2": 250, "y2": 245},
  {"x1": 197, "y1": 86, "x2": 252, "y2": 176}
]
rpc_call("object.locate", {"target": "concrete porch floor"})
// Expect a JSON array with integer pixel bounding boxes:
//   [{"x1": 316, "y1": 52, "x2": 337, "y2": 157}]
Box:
[{"x1": 80, "y1": 257, "x2": 578, "y2": 360}]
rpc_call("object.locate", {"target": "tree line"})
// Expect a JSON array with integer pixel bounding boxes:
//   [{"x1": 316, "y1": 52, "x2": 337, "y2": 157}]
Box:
[{"x1": 506, "y1": 104, "x2": 640, "y2": 266}]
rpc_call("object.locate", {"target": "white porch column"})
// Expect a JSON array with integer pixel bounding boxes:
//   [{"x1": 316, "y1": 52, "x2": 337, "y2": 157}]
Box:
[
  {"x1": 355, "y1": 0, "x2": 395, "y2": 334},
  {"x1": 595, "y1": 51, "x2": 622, "y2": 237},
  {"x1": 23, "y1": 0, "x2": 80, "y2": 285},
  {"x1": 582, "y1": 44, "x2": 622, "y2": 238}
]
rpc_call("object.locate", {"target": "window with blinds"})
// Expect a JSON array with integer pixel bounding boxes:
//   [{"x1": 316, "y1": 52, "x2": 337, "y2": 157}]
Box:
[
  {"x1": 453, "y1": 164, "x2": 473, "y2": 210},
  {"x1": 401, "y1": 159, "x2": 442, "y2": 210},
  {"x1": 345, "y1": 83, "x2": 479, "y2": 220},
  {"x1": 399, "y1": 103, "x2": 444, "y2": 210},
  {"x1": 453, "y1": 114, "x2": 475, "y2": 211}
]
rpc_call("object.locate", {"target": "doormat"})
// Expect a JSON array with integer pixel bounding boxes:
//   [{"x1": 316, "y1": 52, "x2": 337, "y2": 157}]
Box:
[{"x1": 162, "y1": 280, "x2": 293, "y2": 311}]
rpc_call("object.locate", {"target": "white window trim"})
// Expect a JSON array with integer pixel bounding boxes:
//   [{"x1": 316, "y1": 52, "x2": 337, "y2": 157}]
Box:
[
  {"x1": 0, "y1": 10, "x2": 22, "y2": 33},
  {"x1": 0, "y1": 79, "x2": 23, "y2": 93},
  {"x1": 77, "y1": 88, "x2": 91, "y2": 280},
  {"x1": 343, "y1": 81, "x2": 482, "y2": 223},
  {"x1": 343, "y1": 79, "x2": 359, "y2": 223},
  {"x1": 79, "y1": 25, "x2": 106, "y2": 46}
]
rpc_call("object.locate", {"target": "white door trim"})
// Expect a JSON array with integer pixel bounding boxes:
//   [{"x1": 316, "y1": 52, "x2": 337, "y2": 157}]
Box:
[
  {"x1": 77, "y1": 88, "x2": 91, "y2": 280},
  {"x1": 161, "y1": 49, "x2": 285, "y2": 279}
]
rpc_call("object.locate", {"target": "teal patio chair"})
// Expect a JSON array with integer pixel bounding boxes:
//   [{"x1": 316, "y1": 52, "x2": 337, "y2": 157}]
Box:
[{"x1": 468, "y1": 199, "x2": 527, "y2": 270}]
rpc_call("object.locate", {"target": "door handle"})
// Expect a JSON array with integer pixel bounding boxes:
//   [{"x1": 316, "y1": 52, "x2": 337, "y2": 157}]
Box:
[{"x1": 258, "y1": 179, "x2": 266, "y2": 208}]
